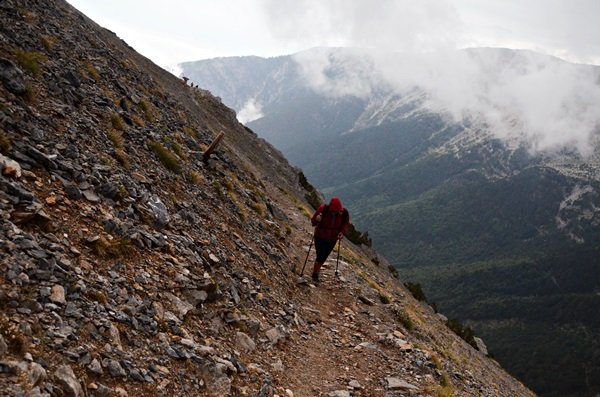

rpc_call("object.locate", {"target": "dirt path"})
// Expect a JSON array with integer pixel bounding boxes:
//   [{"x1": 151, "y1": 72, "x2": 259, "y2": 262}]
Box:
[{"x1": 277, "y1": 257, "x2": 404, "y2": 396}]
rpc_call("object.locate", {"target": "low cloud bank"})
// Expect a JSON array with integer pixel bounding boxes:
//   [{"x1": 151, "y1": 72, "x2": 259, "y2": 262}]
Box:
[
  {"x1": 262, "y1": 0, "x2": 600, "y2": 155},
  {"x1": 293, "y1": 47, "x2": 600, "y2": 155}
]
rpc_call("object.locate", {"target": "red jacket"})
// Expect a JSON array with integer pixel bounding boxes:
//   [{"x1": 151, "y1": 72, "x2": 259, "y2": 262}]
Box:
[{"x1": 311, "y1": 204, "x2": 350, "y2": 242}]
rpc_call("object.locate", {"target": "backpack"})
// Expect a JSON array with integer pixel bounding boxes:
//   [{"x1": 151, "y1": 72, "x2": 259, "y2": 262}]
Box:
[{"x1": 320, "y1": 204, "x2": 349, "y2": 227}]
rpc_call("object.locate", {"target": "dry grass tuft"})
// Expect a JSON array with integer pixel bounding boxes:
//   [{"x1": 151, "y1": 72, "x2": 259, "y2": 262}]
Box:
[
  {"x1": 393, "y1": 306, "x2": 414, "y2": 331},
  {"x1": 297, "y1": 205, "x2": 311, "y2": 219},
  {"x1": 41, "y1": 35, "x2": 56, "y2": 51},
  {"x1": 114, "y1": 149, "x2": 130, "y2": 168},
  {"x1": 110, "y1": 114, "x2": 124, "y2": 131},
  {"x1": 131, "y1": 114, "x2": 145, "y2": 127},
  {"x1": 85, "y1": 62, "x2": 99, "y2": 80},
  {"x1": 138, "y1": 99, "x2": 154, "y2": 122},
  {"x1": 251, "y1": 202, "x2": 265, "y2": 217},
  {"x1": 91, "y1": 236, "x2": 135, "y2": 259},
  {"x1": 0, "y1": 132, "x2": 11, "y2": 154},
  {"x1": 15, "y1": 50, "x2": 47, "y2": 76},
  {"x1": 149, "y1": 141, "x2": 181, "y2": 173},
  {"x1": 107, "y1": 129, "x2": 124, "y2": 149},
  {"x1": 172, "y1": 142, "x2": 187, "y2": 160},
  {"x1": 189, "y1": 171, "x2": 203, "y2": 185},
  {"x1": 436, "y1": 373, "x2": 455, "y2": 397}
]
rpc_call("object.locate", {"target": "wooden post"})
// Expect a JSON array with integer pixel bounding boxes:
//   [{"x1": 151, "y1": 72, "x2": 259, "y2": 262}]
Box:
[{"x1": 202, "y1": 131, "x2": 225, "y2": 164}]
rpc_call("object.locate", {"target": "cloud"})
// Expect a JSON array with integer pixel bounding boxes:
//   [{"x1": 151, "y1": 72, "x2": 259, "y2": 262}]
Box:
[
  {"x1": 292, "y1": 47, "x2": 600, "y2": 155},
  {"x1": 293, "y1": 48, "x2": 382, "y2": 98},
  {"x1": 260, "y1": 0, "x2": 461, "y2": 53},
  {"x1": 259, "y1": 0, "x2": 600, "y2": 155},
  {"x1": 237, "y1": 99, "x2": 264, "y2": 124}
]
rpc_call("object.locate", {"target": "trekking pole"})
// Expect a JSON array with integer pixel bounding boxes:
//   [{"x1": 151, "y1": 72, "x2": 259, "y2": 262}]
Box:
[
  {"x1": 334, "y1": 239, "x2": 341, "y2": 277},
  {"x1": 298, "y1": 235, "x2": 314, "y2": 276}
]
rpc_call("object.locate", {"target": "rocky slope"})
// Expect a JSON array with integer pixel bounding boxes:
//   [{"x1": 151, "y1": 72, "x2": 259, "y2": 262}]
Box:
[{"x1": 1, "y1": 1, "x2": 534, "y2": 396}]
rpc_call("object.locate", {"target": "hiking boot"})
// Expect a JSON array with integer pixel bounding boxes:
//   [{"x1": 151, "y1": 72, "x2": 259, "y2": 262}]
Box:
[{"x1": 311, "y1": 272, "x2": 320, "y2": 283}]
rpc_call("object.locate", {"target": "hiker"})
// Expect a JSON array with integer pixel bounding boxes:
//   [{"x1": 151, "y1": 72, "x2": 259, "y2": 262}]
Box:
[{"x1": 310, "y1": 197, "x2": 349, "y2": 282}]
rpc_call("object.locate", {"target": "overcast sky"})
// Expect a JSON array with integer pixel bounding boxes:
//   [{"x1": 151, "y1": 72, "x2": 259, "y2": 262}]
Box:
[
  {"x1": 66, "y1": 0, "x2": 600, "y2": 155},
  {"x1": 67, "y1": 0, "x2": 600, "y2": 72}
]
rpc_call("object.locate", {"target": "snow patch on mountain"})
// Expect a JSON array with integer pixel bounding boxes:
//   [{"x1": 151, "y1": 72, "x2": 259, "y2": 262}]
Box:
[{"x1": 348, "y1": 89, "x2": 427, "y2": 133}]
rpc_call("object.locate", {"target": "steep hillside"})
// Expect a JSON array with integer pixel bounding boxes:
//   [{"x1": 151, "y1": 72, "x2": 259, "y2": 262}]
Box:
[
  {"x1": 181, "y1": 49, "x2": 600, "y2": 396},
  {"x1": 0, "y1": 1, "x2": 535, "y2": 396}
]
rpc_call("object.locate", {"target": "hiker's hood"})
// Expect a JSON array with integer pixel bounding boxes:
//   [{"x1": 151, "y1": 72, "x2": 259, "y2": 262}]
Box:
[{"x1": 329, "y1": 197, "x2": 343, "y2": 212}]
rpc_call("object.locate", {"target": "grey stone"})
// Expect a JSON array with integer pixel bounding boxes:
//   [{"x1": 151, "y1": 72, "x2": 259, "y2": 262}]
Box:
[
  {"x1": 26, "y1": 146, "x2": 55, "y2": 169},
  {"x1": 54, "y1": 364, "x2": 83, "y2": 397},
  {"x1": 64, "y1": 183, "x2": 82, "y2": 200},
  {"x1": 246, "y1": 319, "x2": 262, "y2": 337},
  {"x1": 271, "y1": 358, "x2": 284, "y2": 372},
  {"x1": 98, "y1": 182, "x2": 120, "y2": 199},
  {"x1": 88, "y1": 358, "x2": 103, "y2": 375},
  {"x1": 265, "y1": 326, "x2": 285, "y2": 345},
  {"x1": 63, "y1": 70, "x2": 81, "y2": 88},
  {"x1": 0, "y1": 58, "x2": 26, "y2": 95},
  {"x1": 106, "y1": 359, "x2": 126, "y2": 378},
  {"x1": 49, "y1": 284, "x2": 66, "y2": 304},
  {"x1": 92, "y1": 383, "x2": 112, "y2": 397},
  {"x1": 0, "y1": 154, "x2": 21, "y2": 179},
  {"x1": 146, "y1": 195, "x2": 170, "y2": 229},
  {"x1": 328, "y1": 391, "x2": 351, "y2": 397},
  {"x1": 186, "y1": 289, "x2": 208, "y2": 305},
  {"x1": 82, "y1": 189, "x2": 101, "y2": 202},
  {"x1": 358, "y1": 295, "x2": 375, "y2": 305},
  {"x1": 348, "y1": 379, "x2": 362, "y2": 389},
  {"x1": 235, "y1": 332, "x2": 256, "y2": 352},
  {"x1": 474, "y1": 337, "x2": 488, "y2": 355},
  {"x1": 385, "y1": 377, "x2": 418, "y2": 390},
  {"x1": 27, "y1": 362, "x2": 47, "y2": 387},
  {"x1": 3, "y1": 181, "x2": 35, "y2": 201}
]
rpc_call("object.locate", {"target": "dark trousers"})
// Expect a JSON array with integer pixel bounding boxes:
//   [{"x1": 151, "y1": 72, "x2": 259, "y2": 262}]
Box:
[{"x1": 314, "y1": 236, "x2": 336, "y2": 265}]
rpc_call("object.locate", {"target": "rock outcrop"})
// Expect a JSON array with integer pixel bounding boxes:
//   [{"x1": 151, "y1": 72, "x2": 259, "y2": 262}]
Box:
[{"x1": 0, "y1": 1, "x2": 534, "y2": 396}]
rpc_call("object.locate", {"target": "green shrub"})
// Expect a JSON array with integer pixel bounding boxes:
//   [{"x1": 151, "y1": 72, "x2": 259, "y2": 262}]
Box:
[
  {"x1": 379, "y1": 293, "x2": 392, "y2": 304},
  {"x1": 404, "y1": 281, "x2": 428, "y2": 302},
  {"x1": 149, "y1": 141, "x2": 181, "y2": 173},
  {"x1": 298, "y1": 171, "x2": 322, "y2": 209},
  {"x1": 212, "y1": 181, "x2": 225, "y2": 198},
  {"x1": 446, "y1": 319, "x2": 477, "y2": 349},
  {"x1": 345, "y1": 223, "x2": 372, "y2": 246},
  {"x1": 304, "y1": 190, "x2": 322, "y2": 210}
]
